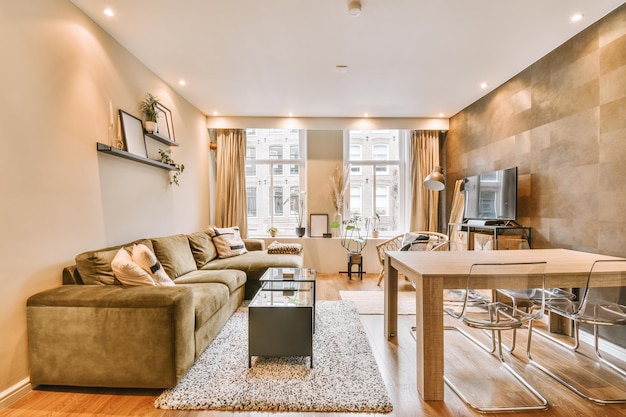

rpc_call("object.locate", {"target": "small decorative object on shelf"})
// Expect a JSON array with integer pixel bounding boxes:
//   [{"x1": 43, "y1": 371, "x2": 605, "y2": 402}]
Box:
[
  {"x1": 369, "y1": 213, "x2": 380, "y2": 238},
  {"x1": 267, "y1": 226, "x2": 278, "y2": 237},
  {"x1": 158, "y1": 149, "x2": 185, "y2": 186},
  {"x1": 139, "y1": 92, "x2": 161, "y2": 134}
]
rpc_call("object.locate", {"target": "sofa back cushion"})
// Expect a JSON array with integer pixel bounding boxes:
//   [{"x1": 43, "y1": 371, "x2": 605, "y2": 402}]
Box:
[
  {"x1": 187, "y1": 231, "x2": 218, "y2": 268},
  {"x1": 151, "y1": 234, "x2": 197, "y2": 279},
  {"x1": 75, "y1": 239, "x2": 154, "y2": 285},
  {"x1": 207, "y1": 226, "x2": 248, "y2": 259}
]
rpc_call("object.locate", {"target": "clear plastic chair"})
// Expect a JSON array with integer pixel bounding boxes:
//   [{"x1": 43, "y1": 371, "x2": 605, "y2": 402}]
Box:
[
  {"x1": 527, "y1": 259, "x2": 626, "y2": 404},
  {"x1": 494, "y1": 239, "x2": 575, "y2": 352},
  {"x1": 375, "y1": 231, "x2": 448, "y2": 286},
  {"x1": 444, "y1": 261, "x2": 549, "y2": 413}
]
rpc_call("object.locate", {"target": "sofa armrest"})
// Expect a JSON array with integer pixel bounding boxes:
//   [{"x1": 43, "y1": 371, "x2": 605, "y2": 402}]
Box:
[
  {"x1": 27, "y1": 285, "x2": 195, "y2": 388},
  {"x1": 243, "y1": 238, "x2": 265, "y2": 251}
]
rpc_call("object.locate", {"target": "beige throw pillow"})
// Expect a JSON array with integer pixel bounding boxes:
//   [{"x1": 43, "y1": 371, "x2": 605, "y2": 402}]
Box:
[
  {"x1": 131, "y1": 244, "x2": 175, "y2": 286},
  {"x1": 207, "y1": 226, "x2": 248, "y2": 259},
  {"x1": 111, "y1": 248, "x2": 157, "y2": 287}
]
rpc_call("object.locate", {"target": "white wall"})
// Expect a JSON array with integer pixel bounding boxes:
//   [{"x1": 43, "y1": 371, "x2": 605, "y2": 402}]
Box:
[{"x1": 0, "y1": 1, "x2": 210, "y2": 402}]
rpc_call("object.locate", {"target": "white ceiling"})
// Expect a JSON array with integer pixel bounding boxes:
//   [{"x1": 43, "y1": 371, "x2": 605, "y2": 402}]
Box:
[{"x1": 70, "y1": 0, "x2": 624, "y2": 118}]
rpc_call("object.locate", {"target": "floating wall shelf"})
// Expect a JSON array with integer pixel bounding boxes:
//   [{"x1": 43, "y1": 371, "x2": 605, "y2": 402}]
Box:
[
  {"x1": 97, "y1": 143, "x2": 179, "y2": 171},
  {"x1": 145, "y1": 132, "x2": 179, "y2": 146}
]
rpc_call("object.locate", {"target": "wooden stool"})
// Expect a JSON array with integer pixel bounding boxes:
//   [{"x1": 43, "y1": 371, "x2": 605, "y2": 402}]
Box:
[{"x1": 347, "y1": 253, "x2": 363, "y2": 280}]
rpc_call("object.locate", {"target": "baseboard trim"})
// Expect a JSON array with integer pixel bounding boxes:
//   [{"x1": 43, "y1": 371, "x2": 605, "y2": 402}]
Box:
[{"x1": 0, "y1": 378, "x2": 31, "y2": 410}]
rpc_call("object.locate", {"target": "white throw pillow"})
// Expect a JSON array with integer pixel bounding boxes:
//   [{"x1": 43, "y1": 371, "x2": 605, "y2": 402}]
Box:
[
  {"x1": 131, "y1": 244, "x2": 175, "y2": 286},
  {"x1": 207, "y1": 226, "x2": 248, "y2": 258},
  {"x1": 111, "y1": 248, "x2": 157, "y2": 287}
]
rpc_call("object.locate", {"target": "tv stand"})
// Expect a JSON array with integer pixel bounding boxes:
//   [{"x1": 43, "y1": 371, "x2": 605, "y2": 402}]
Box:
[{"x1": 448, "y1": 220, "x2": 530, "y2": 251}]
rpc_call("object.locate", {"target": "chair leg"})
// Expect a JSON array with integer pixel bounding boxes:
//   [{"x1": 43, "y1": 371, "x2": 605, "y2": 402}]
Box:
[
  {"x1": 376, "y1": 268, "x2": 384, "y2": 286},
  {"x1": 527, "y1": 320, "x2": 626, "y2": 404},
  {"x1": 593, "y1": 324, "x2": 626, "y2": 378},
  {"x1": 444, "y1": 324, "x2": 549, "y2": 412}
]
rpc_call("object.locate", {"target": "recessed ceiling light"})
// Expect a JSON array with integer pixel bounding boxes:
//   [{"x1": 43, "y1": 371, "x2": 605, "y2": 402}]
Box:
[
  {"x1": 439, "y1": 113, "x2": 445, "y2": 117},
  {"x1": 348, "y1": 1, "x2": 361, "y2": 16},
  {"x1": 178, "y1": 79, "x2": 186, "y2": 86},
  {"x1": 480, "y1": 82, "x2": 489, "y2": 89},
  {"x1": 288, "y1": 112, "x2": 293, "y2": 117},
  {"x1": 212, "y1": 111, "x2": 218, "y2": 116},
  {"x1": 570, "y1": 13, "x2": 584, "y2": 23},
  {"x1": 104, "y1": 8, "x2": 114, "y2": 17},
  {"x1": 335, "y1": 65, "x2": 348, "y2": 74},
  {"x1": 364, "y1": 113, "x2": 369, "y2": 118}
]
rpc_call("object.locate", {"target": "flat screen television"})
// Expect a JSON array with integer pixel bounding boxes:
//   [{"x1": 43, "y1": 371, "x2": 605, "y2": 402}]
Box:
[{"x1": 463, "y1": 166, "x2": 517, "y2": 220}]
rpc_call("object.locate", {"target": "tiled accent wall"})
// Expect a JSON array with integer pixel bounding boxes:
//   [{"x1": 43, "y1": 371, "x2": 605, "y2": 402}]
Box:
[{"x1": 446, "y1": 4, "x2": 626, "y2": 257}]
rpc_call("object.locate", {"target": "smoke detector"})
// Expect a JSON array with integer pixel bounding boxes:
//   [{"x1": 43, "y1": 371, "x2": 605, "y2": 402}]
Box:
[{"x1": 348, "y1": 1, "x2": 361, "y2": 16}]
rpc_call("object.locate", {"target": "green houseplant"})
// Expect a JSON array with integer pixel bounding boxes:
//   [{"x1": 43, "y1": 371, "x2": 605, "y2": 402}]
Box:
[
  {"x1": 267, "y1": 226, "x2": 278, "y2": 237},
  {"x1": 139, "y1": 92, "x2": 161, "y2": 133},
  {"x1": 158, "y1": 149, "x2": 185, "y2": 186},
  {"x1": 284, "y1": 190, "x2": 306, "y2": 237}
]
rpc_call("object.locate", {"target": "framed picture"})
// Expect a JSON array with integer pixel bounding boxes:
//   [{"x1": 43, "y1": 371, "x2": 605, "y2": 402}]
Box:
[
  {"x1": 119, "y1": 110, "x2": 147, "y2": 158},
  {"x1": 309, "y1": 214, "x2": 328, "y2": 238},
  {"x1": 155, "y1": 103, "x2": 175, "y2": 141}
]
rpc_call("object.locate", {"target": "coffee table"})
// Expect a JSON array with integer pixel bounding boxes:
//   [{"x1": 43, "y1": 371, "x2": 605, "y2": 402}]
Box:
[{"x1": 248, "y1": 267, "x2": 316, "y2": 368}]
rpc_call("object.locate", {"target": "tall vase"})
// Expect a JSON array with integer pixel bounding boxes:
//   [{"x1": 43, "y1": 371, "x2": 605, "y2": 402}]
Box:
[{"x1": 332, "y1": 211, "x2": 343, "y2": 238}]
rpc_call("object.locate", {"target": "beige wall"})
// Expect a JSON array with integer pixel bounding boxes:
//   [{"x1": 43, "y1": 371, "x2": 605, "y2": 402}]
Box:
[
  {"x1": 0, "y1": 1, "x2": 209, "y2": 399},
  {"x1": 446, "y1": 4, "x2": 626, "y2": 256}
]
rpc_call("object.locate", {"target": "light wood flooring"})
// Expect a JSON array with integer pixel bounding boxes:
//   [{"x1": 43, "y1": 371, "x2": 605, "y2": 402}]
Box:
[{"x1": 2, "y1": 273, "x2": 626, "y2": 417}]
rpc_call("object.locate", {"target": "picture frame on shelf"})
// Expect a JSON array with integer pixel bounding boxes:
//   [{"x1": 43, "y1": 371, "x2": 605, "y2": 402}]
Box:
[
  {"x1": 309, "y1": 214, "x2": 328, "y2": 238},
  {"x1": 119, "y1": 110, "x2": 148, "y2": 158},
  {"x1": 155, "y1": 102, "x2": 175, "y2": 142}
]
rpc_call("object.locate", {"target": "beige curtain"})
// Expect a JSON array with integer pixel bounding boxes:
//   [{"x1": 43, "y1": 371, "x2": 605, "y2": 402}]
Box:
[
  {"x1": 215, "y1": 129, "x2": 248, "y2": 238},
  {"x1": 408, "y1": 130, "x2": 441, "y2": 232}
]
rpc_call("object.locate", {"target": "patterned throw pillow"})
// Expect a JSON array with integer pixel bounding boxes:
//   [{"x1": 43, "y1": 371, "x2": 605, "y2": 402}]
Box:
[
  {"x1": 111, "y1": 248, "x2": 157, "y2": 287},
  {"x1": 207, "y1": 226, "x2": 248, "y2": 259},
  {"x1": 131, "y1": 244, "x2": 175, "y2": 286},
  {"x1": 400, "y1": 233, "x2": 431, "y2": 251}
]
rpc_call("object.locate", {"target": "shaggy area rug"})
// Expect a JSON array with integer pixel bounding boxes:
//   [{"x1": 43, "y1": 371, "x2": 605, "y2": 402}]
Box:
[
  {"x1": 154, "y1": 300, "x2": 393, "y2": 413},
  {"x1": 340, "y1": 290, "x2": 417, "y2": 314}
]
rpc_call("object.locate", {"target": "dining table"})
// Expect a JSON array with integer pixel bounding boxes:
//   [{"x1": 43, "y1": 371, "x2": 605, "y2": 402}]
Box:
[{"x1": 383, "y1": 248, "x2": 623, "y2": 401}]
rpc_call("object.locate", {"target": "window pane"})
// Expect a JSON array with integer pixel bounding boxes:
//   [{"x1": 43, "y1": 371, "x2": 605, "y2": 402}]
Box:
[
  {"x1": 290, "y1": 145, "x2": 299, "y2": 174},
  {"x1": 376, "y1": 185, "x2": 388, "y2": 216},
  {"x1": 269, "y1": 145, "x2": 283, "y2": 175},
  {"x1": 247, "y1": 187, "x2": 257, "y2": 217},
  {"x1": 273, "y1": 187, "x2": 284, "y2": 216},
  {"x1": 350, "y1": 186, "x2": 362, "y2": 216}
]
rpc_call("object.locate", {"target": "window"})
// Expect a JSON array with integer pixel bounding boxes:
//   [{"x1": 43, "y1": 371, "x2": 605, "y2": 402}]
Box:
[
  {"x1": 289, "y1": 186, "x2": 299, "y2": 215},
  {"x1": 269, "y1": 145, "x2": 283, "y2": 175},
  {"x1": 247, "y1": 187, "x2": 257, "y2": 217},
  {"x1": 245, "y1": 147, "x2": 256, "y2": 176},
  {"x1": 273, "y1": 187, "x2": 284, "y2": 216},
  {"x1": 245, "y1": 129, "x2": 306, "y2": 235},
  {"x1": 345, "y1": 130, "x2": 404, "y2": 234},
  {"x1": 290, "y1": 145, "x2": 299, "y2": 174}
]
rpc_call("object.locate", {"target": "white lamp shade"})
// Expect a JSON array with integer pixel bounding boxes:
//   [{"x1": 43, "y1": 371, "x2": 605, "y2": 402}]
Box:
[{"x1": 424, "y1": 166, "x2": 446, "y2": 191}]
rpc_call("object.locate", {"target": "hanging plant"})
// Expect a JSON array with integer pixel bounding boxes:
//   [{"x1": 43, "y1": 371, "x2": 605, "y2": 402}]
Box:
[{"x1": 158, "y1": 149, "x2": 185, "y2": 186}]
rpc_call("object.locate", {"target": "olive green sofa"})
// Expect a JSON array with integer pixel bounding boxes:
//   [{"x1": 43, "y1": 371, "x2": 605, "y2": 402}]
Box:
[{"x1": 26, "y1": 230, "x2": 303, "y2": 389}]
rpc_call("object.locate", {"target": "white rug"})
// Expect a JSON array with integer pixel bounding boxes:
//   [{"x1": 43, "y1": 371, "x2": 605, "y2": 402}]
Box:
[
  {"x1": 154, "y1": 301, "x2": 393, "y2": 413},
  {"x1": 340, "y1": 290, "x2": 417, "y2": 314}
]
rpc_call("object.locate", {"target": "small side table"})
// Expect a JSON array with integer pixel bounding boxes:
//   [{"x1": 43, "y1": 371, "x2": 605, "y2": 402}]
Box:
[{"x1": 347, "y1": 253, "x2": 363, "y2": 280}]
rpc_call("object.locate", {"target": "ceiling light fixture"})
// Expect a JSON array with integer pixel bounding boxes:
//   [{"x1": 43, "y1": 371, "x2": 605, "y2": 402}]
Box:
[
  {"x1": 570, "y1": 13, "x2": 583, "y2": 23},
  {"x1": 480, "y1": 82, "x2": 489, "y2": 89},
  {"x1": 103, "y1": 8, "x2": 114, "y2": 17},
  {"x1": 212, "y1": 111, "x2": 218, "y2": 116},
  {"x1": 178, "y1": 79, "x2": 186, "y2": 86},
  {"x1": 348, "y1": 0, "x2": 361, "y2": 16},
  {"x1": 364, "y1": 113, "x2": 369, "y2": 118},
  {"x1": 335, "y1": 65, "x2": 348, "y2": 74}
]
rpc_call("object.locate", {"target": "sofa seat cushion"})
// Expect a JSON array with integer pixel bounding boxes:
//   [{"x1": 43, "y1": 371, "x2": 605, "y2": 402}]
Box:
[
  {"x1": 200, "y1": 250, "x2": 303, "y2": 272},
  {"x1": 176, "y1": 283, "x2": 229, "y2": 330},
  {"x1": 173, "y1": 270, "x2": 246, "y2": 294},
  {"x1": 151, "y1": 235, "x2": 197, "y2": 279}
]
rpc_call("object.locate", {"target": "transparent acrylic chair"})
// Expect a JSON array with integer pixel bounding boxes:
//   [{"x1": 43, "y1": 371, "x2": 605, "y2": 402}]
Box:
[
  {"x1": 495, "y1": 239, "x2": 575, "y2": 352},
  {"x1": 444, "y1": 261, "x2": 549, "y2": 413},
  {"x1": 527, "y1": 259, "x2": 626, "y2": 404}
]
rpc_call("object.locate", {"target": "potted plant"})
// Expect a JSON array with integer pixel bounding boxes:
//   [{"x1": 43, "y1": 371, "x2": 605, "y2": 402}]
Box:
[
  {"x1": 370, "y1": 213, "x2": 380, "y2": 238},
  {"x1": 139, "y1": 92, "x2": 160, "y2": 133},
  {"x1": 158, "y1": 149, "x2": 185, "y2": 186},
  {"x1": 284, "y1": 190, "x2": 306, "y2": 237},
  {"x1": 267, "y1": 226, "x2": 278, "y2": 237},
  {"x1": 336, "y1": 215, "x2": 371, "y2": 254}
]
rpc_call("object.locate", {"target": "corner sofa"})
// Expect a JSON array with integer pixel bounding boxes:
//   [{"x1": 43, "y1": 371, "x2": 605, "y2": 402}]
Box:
[{"x1": 26, "y1": 229, "x2": 302, "y2": 389}]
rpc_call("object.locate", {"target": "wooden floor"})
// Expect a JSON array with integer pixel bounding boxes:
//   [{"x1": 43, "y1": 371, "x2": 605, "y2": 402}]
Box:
[{"x1": 2, "y1": 273, "x2": 626, "y2": 417}]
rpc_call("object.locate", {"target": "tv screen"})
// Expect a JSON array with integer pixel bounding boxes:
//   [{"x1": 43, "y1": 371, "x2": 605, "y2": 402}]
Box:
[{"x1": 463, "y1": 167, "x2": 517, "y2": 220}]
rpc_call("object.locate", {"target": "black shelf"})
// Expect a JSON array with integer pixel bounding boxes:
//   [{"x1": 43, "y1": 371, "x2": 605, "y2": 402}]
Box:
[
  {"x1": 97, "y1": 143, "x2": 179, "y2": 171},
  {"x1": 145, "y1": 132, "x2": 179, "y2": 146}
]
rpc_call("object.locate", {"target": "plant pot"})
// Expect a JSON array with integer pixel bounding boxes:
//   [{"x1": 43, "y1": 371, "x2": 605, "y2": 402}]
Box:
[
  {"x1": 269, "y1": 231, "x2": 277, "y2": 237},
  {"x1": 371, "y1": 230, "x2": 379, "y2": 238},
  {"x1": 145, "y1": 121, "x2": 158, "y2": 134},
  {"x1": 295, "y1": 227, "x2": 306, "y2": 237}
]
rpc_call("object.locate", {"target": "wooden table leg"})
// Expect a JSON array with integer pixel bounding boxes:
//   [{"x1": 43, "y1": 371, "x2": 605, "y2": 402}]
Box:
[
  {"x1": 384, "y1": 254, "x2": 398, "y2": 338},
  {"x1": 414, "y1": 275, "x2": 445, "y2": 401}
]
